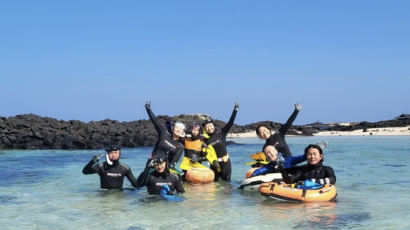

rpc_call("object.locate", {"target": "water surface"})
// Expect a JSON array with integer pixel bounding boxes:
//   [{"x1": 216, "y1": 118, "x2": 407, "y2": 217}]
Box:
[{"x1": 1, "y1": 136, "x2": 410, "y2": 229}]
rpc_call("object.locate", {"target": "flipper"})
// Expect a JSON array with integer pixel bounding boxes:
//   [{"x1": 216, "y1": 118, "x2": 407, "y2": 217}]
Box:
[{"x1": 160, "y1": 185, "x2": 184, "y2": 202}]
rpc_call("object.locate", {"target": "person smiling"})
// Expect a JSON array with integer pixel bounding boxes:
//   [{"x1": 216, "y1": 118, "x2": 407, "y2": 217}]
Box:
[
  {"x1": 203, "y1": 102, "x2": 239, "y2": 182},
  {"x1": 282, "y1": 144, "x2": 336, "y2": 185},
  {"x1": 250, "y1": 145, "x2": 306, "y2": 177},
  {"x1": 145, "y1": 101, "x2": 185, "y2": 169},
  {"x1": 82, "y1": 145, "x2": 139, "y2": 189},
  {"x1": 255, "y1": 103, "x2": 302, "y2": 158},
  {"x1": 136, "y1": 152, "x2": 185, "y2": 195}
]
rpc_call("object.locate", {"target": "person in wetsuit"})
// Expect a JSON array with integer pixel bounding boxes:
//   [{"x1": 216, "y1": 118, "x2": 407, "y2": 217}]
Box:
[
  {"x1": 136, "y1": 152, "x2": 185, "y2": 195},
  {"x1": 184, "y1": 123, "x2": 206, "y2": 162},
  {"x1": 255, "y1": 103, "x2": 302, "y2": 158},
  {"x1": 180, "y1": 122, "x2": 221, "y2": 178},
  {"x1": 203, "y1": 102, "x2": 239, "y2": 182},
  {"x1": 145, "y1": 101, "x2": 185, "y2": 169},
  {"x1": 282, "y1": 144, "x2": 336, "y2": 185},
  {"x1": 82, "y1": 145, "x2": 139, "y2": 189},
  {"x1": 250, "y1": 145, "x2": 306, "y2": 177}
]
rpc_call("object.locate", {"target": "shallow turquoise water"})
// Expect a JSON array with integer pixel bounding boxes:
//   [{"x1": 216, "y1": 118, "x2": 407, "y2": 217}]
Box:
[{"x1": 1, "y1": 136, "x2": 410, "y2": 229}]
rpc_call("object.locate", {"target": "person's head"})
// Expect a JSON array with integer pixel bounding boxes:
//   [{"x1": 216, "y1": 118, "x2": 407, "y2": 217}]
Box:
[
  {"x1": 304, "y1": 144, "x2": 323, "y2": 165},
  {"x1": 173, "y1": 122, "x2": 186, "y2": 139},
  {"x1": 203, "y1": 119, "x2": 215, "y2": 134},
  {"x1": 264, "y1": 145, "x2": 278, "y2": 162},
  {"x1": 105, "y1": 145, "x2": 121, "y2": 165},
  {"x1": 191, "y1": 122, "x2": 202, "y2": 137},
  {"x1": 151, "y1": 152, "x2": 168, "y2": 173},
  {"x1": 256, "y1": 125, "x2": 271, "y2": 140}
]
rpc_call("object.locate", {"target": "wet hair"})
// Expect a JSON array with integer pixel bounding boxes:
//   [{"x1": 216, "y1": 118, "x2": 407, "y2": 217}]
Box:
[
  {"x1": 174, "y1": 122, "x2": 186, "y2": 130},
  {"x1": 255, "y1": 124, "x2": 270, "y2": 137},
  {"x1": 304, "y1": 144, "x2": 324, "y2": 161}
]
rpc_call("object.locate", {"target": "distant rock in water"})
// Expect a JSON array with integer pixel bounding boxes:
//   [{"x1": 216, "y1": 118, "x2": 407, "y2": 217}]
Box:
[
  {"x1": 1, "y1": 113, "x2": 409, "y2": 150},
  {"x1": 0, "y1": 114, "x2": 252, "y2": 150},
  {"x1": 226, "y1": 140, "x2": 240, "y2": 145}
]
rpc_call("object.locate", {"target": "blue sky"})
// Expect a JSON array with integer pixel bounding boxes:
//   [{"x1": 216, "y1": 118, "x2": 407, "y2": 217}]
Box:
[{"x1": 1, "y1": 1, "x2": 409, "y2": 125}]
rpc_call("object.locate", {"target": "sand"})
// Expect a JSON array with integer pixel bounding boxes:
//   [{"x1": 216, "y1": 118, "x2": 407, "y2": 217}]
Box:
[{"x1": 227, "y1": 126, "x2": 410, "y2": 138}]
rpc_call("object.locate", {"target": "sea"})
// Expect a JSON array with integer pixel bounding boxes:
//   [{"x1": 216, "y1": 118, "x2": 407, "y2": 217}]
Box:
[{"x1": 1, "y1": 136, "x2": 409, "y2": 230}]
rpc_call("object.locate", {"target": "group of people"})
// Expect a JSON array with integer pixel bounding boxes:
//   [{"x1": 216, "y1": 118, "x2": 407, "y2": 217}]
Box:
[{"x1": 83, "y1": 102, "x2": 336, "y2": 197}]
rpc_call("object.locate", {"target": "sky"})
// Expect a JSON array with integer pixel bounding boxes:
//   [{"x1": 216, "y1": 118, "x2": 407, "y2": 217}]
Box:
[{"x1": 1, "y1": 0, "x2": 409, "y2": 125}]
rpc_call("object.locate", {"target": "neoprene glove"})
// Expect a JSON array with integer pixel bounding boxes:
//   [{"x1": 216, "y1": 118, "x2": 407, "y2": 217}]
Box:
[
  {"x1": 147, "y1": 158, "x2": 156, "y2": 168},
  {"x1": 234, "y1": 101, "x2": 240, "y2": 111},
  {"x1": 191, "y1": 154, "x2": 199, "y2": 163},
  {"x1": 295, "y1": 103, "x2": 302, "y2": 111},
  {"x1": 145, "y1": 101, "x2": 151, "y2": 109},
  {"x1": 92, "y1": 153, "x2": 104, "y2": 163}
]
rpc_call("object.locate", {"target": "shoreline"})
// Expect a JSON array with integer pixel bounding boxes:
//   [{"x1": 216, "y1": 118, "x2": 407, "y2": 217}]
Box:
[{"x1": 227, "y1": 125, "x2": 410, "y2": 138}]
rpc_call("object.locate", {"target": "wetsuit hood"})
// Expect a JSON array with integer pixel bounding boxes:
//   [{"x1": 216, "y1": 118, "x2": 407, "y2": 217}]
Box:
[
  {"x1": 105, "y1": 145, "x2": 121, "y2": 166},
  {"x1": 151, "y1": 152, "x2": 171, "y2": 174}
]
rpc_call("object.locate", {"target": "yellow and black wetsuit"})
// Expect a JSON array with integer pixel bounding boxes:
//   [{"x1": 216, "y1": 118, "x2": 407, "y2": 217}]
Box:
[{"x1": 204, "y1": 107, "x2": 238, "y2": 182}]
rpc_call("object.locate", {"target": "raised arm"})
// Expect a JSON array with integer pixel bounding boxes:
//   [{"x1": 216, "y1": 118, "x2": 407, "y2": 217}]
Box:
[
  {"x1": 82, "y1": 154, "x2": 102, "y2": 175},
  {"x1": 169, "y1": 146, "x2": 184, "y2": 168},
  {"x1": 278, "y1": 103, "x2": 301, "y2": 135},
  {"x1": 145, "y1": 101, "x2": 164, "y2": 136},
  {"x1": 221, "y1": 102, "x2": 239, "y2": 133},
  {"x1": 136, "y1": 160, "x2": 154, "y2": 187},
  {"x1": 284, "y1": 154, "x2": 306, "y2": 168}
]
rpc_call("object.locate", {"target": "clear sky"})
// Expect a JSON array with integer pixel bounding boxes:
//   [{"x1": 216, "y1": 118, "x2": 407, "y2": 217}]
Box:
[{"x1": 1, "y1": 1, "x2": 409, "y2": 125}]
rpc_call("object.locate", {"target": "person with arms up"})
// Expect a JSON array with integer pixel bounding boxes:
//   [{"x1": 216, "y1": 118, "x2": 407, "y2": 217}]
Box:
[
  {"x1": 145, "y1": 101, "x2": 185, "y2": 169},
  {"x1": 203, "y1": 102, "x2": 239, "y2": 182},
  {"x1": 255, "y1": 103, "x2": 302, "y2": 158}
]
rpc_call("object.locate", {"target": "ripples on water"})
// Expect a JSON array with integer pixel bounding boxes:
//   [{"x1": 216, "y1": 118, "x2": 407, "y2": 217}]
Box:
[{"x1": 1, "y1": 136, "x2": 410, "y2": 229}]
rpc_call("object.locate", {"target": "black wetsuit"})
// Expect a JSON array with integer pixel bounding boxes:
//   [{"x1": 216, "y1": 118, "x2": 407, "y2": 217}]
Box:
[
  {"x1": 145, "y1": 105, "x2": 184, "y2": 167},
  {"x1": 263, "y1": 108, "x2": 300, "y2": 158},
  {"x1": 282, "y1": 162, "x2": 336, "y2": 185},
  {"x1": 82, "y1": 159, "x2": 139, "y2": 189},
  {"x1": 137, "y1": 167, "x2": 185, "y2": 195},
  {"x1": 204, "y1": 108, "x2": 238, "y2": 182}
]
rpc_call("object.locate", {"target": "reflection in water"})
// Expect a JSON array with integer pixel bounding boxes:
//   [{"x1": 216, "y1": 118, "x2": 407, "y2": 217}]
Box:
[
  {"x1": 258, "y1": 200, "x2": 339, "y2": 228},
  {"x1": 0, "y1": 195, "x2": 19, "y2": 205}
]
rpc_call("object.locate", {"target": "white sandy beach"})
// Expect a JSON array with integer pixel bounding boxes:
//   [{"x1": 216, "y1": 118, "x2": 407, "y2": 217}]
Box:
[{"x1": 227, "y1": 126, "x2": 410, "y2": 138}]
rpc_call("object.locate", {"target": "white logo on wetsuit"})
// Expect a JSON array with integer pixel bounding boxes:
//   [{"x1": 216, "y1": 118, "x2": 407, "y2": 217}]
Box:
[
  {"x1": 156, "y1": 182, "x2": 172, "y2": 186},
  {"x1": 164, "y1": 140, "x2": 176, "y2": 149},
  {"x1": 107, "y1": 173, "x2": 122, "y2": 177}
]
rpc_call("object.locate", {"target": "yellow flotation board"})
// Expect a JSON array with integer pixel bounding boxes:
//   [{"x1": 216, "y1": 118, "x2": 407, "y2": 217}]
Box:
[{"x1": 246, "y1": 152, "x2": 269, "y2": 166}]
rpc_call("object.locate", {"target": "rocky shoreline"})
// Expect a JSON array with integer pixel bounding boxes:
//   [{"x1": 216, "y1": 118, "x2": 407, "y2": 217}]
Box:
[{"x1": 1, "y1": 114, "x2": 409, "y2": 149}]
